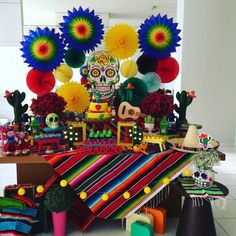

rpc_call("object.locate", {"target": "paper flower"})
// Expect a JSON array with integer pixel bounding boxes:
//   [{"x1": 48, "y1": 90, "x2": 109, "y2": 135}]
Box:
[
  {"x1": 26, "y1": 69, "x2": 55, "y2": 95},
  {"x1": 156, "y1": 57, "x2": 179, "y2": 83},
  {"x1": 60, "y1": 7, "x2": 104, "y2": 52},
  {"x1": 142, "y1": 72, "x2": 161, "y2": 93},
  {"x1": 57, "y1": 82, "x2": 90, "y2": 112},
  {"x1": 136, "y1": 54, "x2": 157, "y2": 74},
  {"x1": 105, "y1": 24, "x2": 138, "y2": 59},
  {"x1": 21, "y1": 27, "x2": 65, "y2": 71},
  {"x1": 138, "y1": 14, "x2": 181, "y2": 59},
  {"x1": 64, "y1": 48, "x2": 86, "y2": 68}
]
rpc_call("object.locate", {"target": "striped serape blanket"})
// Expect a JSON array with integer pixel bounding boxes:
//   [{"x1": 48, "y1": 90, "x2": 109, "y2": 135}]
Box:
[
  {"x1": 44, "y1": 149, "x2": 193, "y2": 219},
  {"x1": 179, "y1": 177, "x2": 225, "y2": 199},
  {"x1": 0, "y1": 207, "x2": 37, "y2": 235}
]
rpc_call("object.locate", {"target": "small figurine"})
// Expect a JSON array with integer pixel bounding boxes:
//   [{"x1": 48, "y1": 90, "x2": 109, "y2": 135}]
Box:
[
  {"x1": 199, "y1": 133, "x2": 212, "y2": 150},
  {"x1": 15, "y1": 131, "x2": 30, "y2": 155},
  {"x1": 43, "y1": 113, "x2": 63, "y2": 134},
  {"x1": 3, "y1": 130, "x2": 17, "y2": 155}
]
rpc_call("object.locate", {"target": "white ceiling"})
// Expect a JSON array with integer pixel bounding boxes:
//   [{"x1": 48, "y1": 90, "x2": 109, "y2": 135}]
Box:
[{"x1": 22, "y1": 0, "x2": 177, "y2": 28}]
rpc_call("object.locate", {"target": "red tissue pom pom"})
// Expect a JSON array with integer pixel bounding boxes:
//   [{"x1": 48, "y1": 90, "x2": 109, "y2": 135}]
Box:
[
  {"x1": 26, "y1": 69, "x2": 55, "y2": 95},
  {"x1": 156, "y1": 57, "x2": 179, "y2": 83}
]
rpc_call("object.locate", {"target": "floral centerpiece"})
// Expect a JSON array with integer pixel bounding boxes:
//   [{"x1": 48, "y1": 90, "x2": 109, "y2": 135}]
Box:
[{"x1": 193, "y1": 150, "x2": 220, "y2": 189}]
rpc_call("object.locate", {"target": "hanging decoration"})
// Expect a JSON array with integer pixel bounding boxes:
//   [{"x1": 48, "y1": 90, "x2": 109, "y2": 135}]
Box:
[
  {"x1": 138, "y1": 14, "x2": 181, "y2": 59},
  {"x1": 64, "y1": 48, "x2": 86, "y2": 68},
  {"x1": 136, "y1": 54, "x2": 157, "y2": 74},
  {"x1": 26, "y1": 69, "x2": 55, "y2": 95},
  {"x1": 21, "y1": 27, "x2": 65, "y2": 71},
  {"x1": 142, "y1": 72, "x2": 162, "y2": 93},
  {"x1": 120, "y1": 60, "x2": 138, "y2": 78},
  {"x1": 54, "y1": 64, "x2": 73, "y2": 83},
  {"x1": 60, "y1": 7, "x2": 104, "y2": 52},
  {"x1": 156, "y1": 56, "x2": 179, "y2": 83},
  {"x1": 105, "y1": 24, "x2": 138, "y2": 59},
  {"x1": 57, "y1": 82, "x2": 90, "y2": 113}
]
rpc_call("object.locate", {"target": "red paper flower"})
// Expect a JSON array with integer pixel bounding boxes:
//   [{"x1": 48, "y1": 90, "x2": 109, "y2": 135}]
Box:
[{"x1": 30, "y1": 92, "x2": 66, "y2": 116}]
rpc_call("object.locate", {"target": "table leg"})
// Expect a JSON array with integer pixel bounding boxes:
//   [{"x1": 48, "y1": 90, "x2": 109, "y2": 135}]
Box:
[{"x1": 176, "y1": 196, "x2": 216, "y2": 236}]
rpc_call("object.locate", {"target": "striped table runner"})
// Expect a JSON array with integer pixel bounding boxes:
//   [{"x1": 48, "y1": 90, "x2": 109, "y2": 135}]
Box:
[
  {"x1": 44, "y1": 149, "x2": 193, "y2": 219},
  {"x1": 179, "y1": 177, "x2": 225, "y2": 198}
]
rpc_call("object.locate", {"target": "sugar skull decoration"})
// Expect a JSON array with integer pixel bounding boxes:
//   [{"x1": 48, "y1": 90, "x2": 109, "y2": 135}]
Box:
[
  {"x1": 87, "y1": 50, "x2": 120, "y2": 99},
  {"x1": 45, "y1": 113, "x2": 59, "y2": 129}
]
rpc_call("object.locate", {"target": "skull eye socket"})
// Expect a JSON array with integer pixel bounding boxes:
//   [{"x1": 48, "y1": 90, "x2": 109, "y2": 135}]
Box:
[
  {"x1": 54, "y1": 117, "x2": 59, "y2": 122},
  {"x1": 90, "y1": 68, "x2": 101, "y2": 77},
  {"x1": 49, "y1": 117, "x2": 54, "y2": 122},
  {"x1": 105, "y1": 68, "x2": 116, "y2": 78}
]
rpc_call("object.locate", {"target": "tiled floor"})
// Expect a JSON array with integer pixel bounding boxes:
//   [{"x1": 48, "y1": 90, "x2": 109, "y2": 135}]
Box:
[{"x1": 1, "y1": 146, "x2": 236, "y2": 235}]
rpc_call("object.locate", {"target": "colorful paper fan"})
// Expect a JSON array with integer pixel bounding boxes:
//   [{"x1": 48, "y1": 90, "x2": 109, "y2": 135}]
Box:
[
  {"x1": 120, "y1": 60, "x2": 138, "y2": 78},
  {"x1": 80, "y1": 66, "x2": 88, "y2": 77},
  {"x1": 64, "y1": 48, "x2": 86, "y2": 68},
  {"x1": 142, "y1": 72, "x2": 161, "y2": 93},
  {"x1": 21, "y1": 27, "x2": 65, "y2": 71},
  {"x1": 105, "y1": 24, "x2": 138, "y2": 59},
  {"x1": 60, "y1": 7, "x2": 104, "y2": 52},
  {"x1": 57, "y1": 82, "x2": 90, "y2": 112},
  {"x1": 118, "y1": 77, "x2": 148, "y2": 106},
  {"x1": 138, "y1": 14, "x2": 181, "y2": 59},
  {"x1": 137, "y1": 54, "x2": 157, "y2": 74},
  {"x1": 26, "y1": 69, "x2": 55, "y2": 95},
  {"x1": 156, "y1": 57, "x2": 179, "y2": 83}
]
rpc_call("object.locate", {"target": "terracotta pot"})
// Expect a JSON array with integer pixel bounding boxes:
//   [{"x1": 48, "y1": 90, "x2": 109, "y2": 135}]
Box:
[{"x1": 52, "y1": 211, "x2": 67, "y2": 236}]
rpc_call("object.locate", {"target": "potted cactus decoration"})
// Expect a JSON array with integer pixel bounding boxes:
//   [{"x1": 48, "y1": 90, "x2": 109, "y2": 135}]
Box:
[
  {"x1": 44, "y1": 184, "x2": 76, "y2": 236},
  {"x1": 144, "y1": 115, "x2": 155, "y2": 133},
  {"x1": 174, "y1": 90, "x2": 195, "y2": 126},
  {"x1": 5, "y1": 90, "x2": 28, "y2": 128}
]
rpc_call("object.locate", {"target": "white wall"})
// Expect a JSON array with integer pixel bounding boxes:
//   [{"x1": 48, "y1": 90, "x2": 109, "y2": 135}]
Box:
[{"x1": 179, "y1": 0, "x2": 236, "y2": 146}]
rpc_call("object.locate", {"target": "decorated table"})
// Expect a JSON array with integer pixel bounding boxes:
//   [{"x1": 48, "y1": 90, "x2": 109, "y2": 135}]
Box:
[{"x1": 43, "y1": 148, "x2": 193, "y2": 219}]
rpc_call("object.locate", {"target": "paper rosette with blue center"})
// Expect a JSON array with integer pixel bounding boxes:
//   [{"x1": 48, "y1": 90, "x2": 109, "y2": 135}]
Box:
[
  {"x1": 60, "y1": 7, "x2": 104, "y2": 52},
  {"x1": 138, "y1": 14, "x2": 181, "y2": 59},
  {"x1": 20, "y1": 27, "x2": 65, "y2": 71}
]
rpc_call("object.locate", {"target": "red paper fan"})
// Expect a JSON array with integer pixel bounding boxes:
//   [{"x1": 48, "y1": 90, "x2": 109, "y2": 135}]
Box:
[
  {"x1": 156, "y1": 57, "x2": 179, "y2": 83},
  {"x1": 26, "y1": 69, "x2": 55, "y2": 95}
]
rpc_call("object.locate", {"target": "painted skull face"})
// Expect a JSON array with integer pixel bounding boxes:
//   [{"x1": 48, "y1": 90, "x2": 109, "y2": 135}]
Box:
[
  {"x1": 87, "y1": 50, "x2": 120, "y2": 99},
  {"x1": 46, "y1": 113, "x2": 59, "y2": 129}
]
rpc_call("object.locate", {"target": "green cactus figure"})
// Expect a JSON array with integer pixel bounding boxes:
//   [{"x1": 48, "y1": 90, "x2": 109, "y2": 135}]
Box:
[
  {"x1": 144, "y1": 115, "x2": 155, "y2": 124},
  {"x1": 174, "y1": 90, "x2": 193, "y2": 125},
  {"x1": 6, "y1": 90, "x2": 28, "y2": 127}
]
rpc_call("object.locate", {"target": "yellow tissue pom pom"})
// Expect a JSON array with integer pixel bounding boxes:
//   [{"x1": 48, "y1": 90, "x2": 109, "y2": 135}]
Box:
[
  {"x1": 120, "y1": 60, "x2": 138, "y2": 78},
  {"x1": 54, "y1": 64, "x2": 73, "y2": 83},
  {"x1": 163, "y1": 177, "x2": 171, "y2": 185},
  {"x1": 18, "y1": 188, "x2": 25, "y2": 196},
  {"x1": 105, "y1": 24, "x2": 138, "y2": 59},
  {"x1": 60, "y1": 179, "x2": 68, "y2": 187},
  {"x1": 101, "y1": 193, "x2": 109, "y2": 201},
  {"x1": 144, "y1": 186, "x2": 151, "y2": 194},
  {"x1": 80, "y1": 192, "x2": 87, "y2": 200},
  {"x1": 123, "y1": 191, "x2": 131, "y2": 199},
  {"x1": 36, "y1": 185, "x2": 44, "y2": 193},
  {"x1": 183, "y1": 168, "x2": 192, "y2": 177}
]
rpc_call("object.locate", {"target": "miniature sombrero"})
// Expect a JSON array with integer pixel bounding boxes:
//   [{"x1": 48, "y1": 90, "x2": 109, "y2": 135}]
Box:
[{"x1": 167, "y1": 124, "x2": 219, "y2": 153}]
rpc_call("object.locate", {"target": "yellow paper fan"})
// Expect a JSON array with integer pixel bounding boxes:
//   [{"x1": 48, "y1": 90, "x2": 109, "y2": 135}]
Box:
[
  {"x1": 105, "y1": 24, "x2": 138, "y2": 59},
  {"x1": 57, "y1": 82, "x2": 90, "y2": 112}
]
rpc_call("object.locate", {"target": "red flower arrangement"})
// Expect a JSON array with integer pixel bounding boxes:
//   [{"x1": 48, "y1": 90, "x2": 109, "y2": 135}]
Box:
[
  {"x1": 30, "y1": 92, "x2": 67, "y2": 116},
  {"x1": 140, "y1": 90, "x2": 173, "y2": 118}
]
